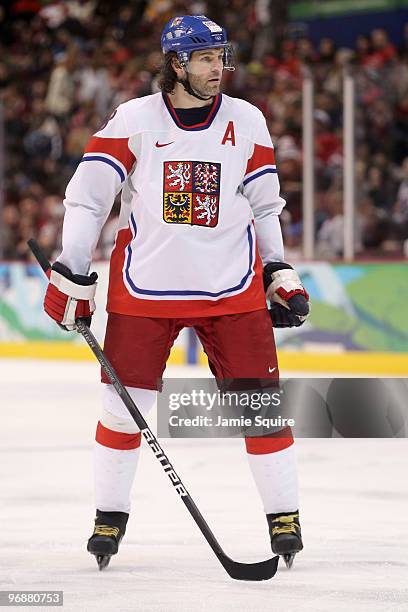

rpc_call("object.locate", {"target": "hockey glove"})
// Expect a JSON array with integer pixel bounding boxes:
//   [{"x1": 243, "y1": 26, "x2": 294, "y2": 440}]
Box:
[
  {"x1": 263, "y1": 262, "x2": 310, "y2": 328},
  {"x1": 44, "y1": 262, "x2": 98, "y2": 331}
]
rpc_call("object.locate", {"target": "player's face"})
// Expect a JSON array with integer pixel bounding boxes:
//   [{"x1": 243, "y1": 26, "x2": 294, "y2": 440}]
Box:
[{"x1": 187, "y1": 48, "x2": 224, "y2": 97}]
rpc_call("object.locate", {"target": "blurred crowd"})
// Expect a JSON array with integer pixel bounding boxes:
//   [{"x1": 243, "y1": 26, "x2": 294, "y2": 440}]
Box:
[{"x1": 1, "y1": 0, "x2": 408, "y2": 261}]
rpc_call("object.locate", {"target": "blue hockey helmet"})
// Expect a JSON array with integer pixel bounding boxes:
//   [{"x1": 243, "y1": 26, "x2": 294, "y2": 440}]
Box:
[{"x1": 161, "y1": 15, "x2": 234, "y2": 70}]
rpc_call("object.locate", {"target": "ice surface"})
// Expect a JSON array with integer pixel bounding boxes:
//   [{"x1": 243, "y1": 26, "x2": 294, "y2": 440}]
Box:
[{"x1": 0, "y1": 359, "x2": 407, "y2": 612}]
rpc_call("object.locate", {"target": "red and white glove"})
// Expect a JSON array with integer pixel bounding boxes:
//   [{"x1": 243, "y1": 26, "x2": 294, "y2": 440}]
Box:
[
  {"x1": 263, "y1": 262, "x2": 310, "y2": 328},
  {"x1": 44, "y1": 262, "x2": 98, "y2": 331}
]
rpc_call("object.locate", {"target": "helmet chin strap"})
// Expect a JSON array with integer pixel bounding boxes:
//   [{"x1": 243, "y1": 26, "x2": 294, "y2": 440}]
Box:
[{"x1": 179, "y1": 76, "x2": 213, "y2": 102}]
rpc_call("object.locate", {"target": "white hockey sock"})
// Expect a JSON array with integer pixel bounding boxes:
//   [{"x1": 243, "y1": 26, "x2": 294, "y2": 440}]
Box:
[
  {"x1": 94, "y1": 443, "x2": 140, "y2": 514},
  {"x1": 246, "y1": 444, "x2": 299, "y2": 514},
  {"x1": 94, "y1": 385, "x2": 156, "y2": 514}
]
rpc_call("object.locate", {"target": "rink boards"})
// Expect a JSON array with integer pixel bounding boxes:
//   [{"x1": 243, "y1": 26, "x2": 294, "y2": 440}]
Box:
[{"x1": 0, "y1": 261, "x2": 407, "y2": 375}]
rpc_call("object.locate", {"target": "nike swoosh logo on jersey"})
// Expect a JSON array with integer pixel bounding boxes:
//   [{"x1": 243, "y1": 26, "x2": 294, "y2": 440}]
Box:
[
  {"x1": 155, "y1": 141, "x2": 174, "y2": 148},
  {"x1": 268, "y1": 366, "x2": 276, "y2": 373}
]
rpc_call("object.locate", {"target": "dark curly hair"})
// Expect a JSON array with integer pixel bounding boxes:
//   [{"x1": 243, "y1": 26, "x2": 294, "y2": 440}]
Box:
[{"x1": 158, "y1": 52, "x2": 179, "y2": 93}]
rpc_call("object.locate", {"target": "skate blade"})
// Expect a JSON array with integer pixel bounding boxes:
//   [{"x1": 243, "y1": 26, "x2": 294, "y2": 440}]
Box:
[
  {"x1": 282, "y1": 553, "x2": 296, "y2": 569},
  {"x1": 95, "y1": 554, "x2": 112, "y2": 571}
]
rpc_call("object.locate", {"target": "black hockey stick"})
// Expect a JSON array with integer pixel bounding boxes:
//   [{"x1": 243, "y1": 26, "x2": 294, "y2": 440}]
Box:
[{"x1": 28, "y1": 238, "x2": 279, "y2": 581}]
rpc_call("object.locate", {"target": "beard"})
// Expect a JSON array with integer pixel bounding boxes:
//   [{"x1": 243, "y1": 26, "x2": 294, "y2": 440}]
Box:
[{"x1": 186, "y1": 73, "x2": 221, "y2": 99}]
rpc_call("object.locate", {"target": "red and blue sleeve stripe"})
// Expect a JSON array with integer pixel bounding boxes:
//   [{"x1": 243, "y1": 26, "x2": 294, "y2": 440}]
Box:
[
  {"x1": 243, "y1": 143, "x2": 277, "y2": 186},
  {"x1": 81, "y1": 136, "x2": 136, "y2": 182}
]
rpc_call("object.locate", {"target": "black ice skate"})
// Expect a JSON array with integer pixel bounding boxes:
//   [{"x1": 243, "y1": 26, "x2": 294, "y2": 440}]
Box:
[
  {"x1": 267, "y1": 511, "x2": 303, "y2": 569},
  {"x1": 87, "y1": 510, "x2": 129, "y2": 570}
]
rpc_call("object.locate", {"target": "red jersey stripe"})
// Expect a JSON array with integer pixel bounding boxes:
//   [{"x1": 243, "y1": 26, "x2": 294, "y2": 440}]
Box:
[
  {"x1": 84, "y1": 136, "x2": 136, "y2": 173},
  {"x1": 95, "y1": 421, "x2": 141, "y2": 450},
  {"x1": 106, "y1": 227, "x2": 267, "y2": 317},
  {"x1": 245, "y1": 143, "x2": 276, "y2": 175}
]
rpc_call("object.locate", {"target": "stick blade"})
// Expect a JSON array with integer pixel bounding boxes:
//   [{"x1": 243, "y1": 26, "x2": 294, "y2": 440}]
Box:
[{"x1": 217, "y1": 552, "x2": 279, "y2": 581}]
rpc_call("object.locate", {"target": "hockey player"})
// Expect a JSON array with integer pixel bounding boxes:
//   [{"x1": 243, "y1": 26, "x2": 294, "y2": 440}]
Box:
[{"x1": 43, "y1": 15, "x2": 309, "y2": 570}]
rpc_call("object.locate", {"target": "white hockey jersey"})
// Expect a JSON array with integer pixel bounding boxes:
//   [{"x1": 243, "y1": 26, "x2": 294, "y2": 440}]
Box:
[{"x1": 59, "y1": 92, "x2": 286, "y2": 317}]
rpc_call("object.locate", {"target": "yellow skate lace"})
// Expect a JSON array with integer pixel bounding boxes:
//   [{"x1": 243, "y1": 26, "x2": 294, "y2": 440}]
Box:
[
  {"x1": 271, "y1": 513, "x2": 299, "y2": 537},
  {"x1": 93, "y1": 525, "x2": 120, "y2": 538}
]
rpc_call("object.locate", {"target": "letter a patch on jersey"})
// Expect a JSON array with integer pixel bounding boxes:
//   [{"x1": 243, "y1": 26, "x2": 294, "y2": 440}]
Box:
[
  {"x1": 221, "y1": 121, "x2": 235, "y2": 146},
  {"x1": 163, "y1": 161, "x2": 220, "y2": 227}
]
